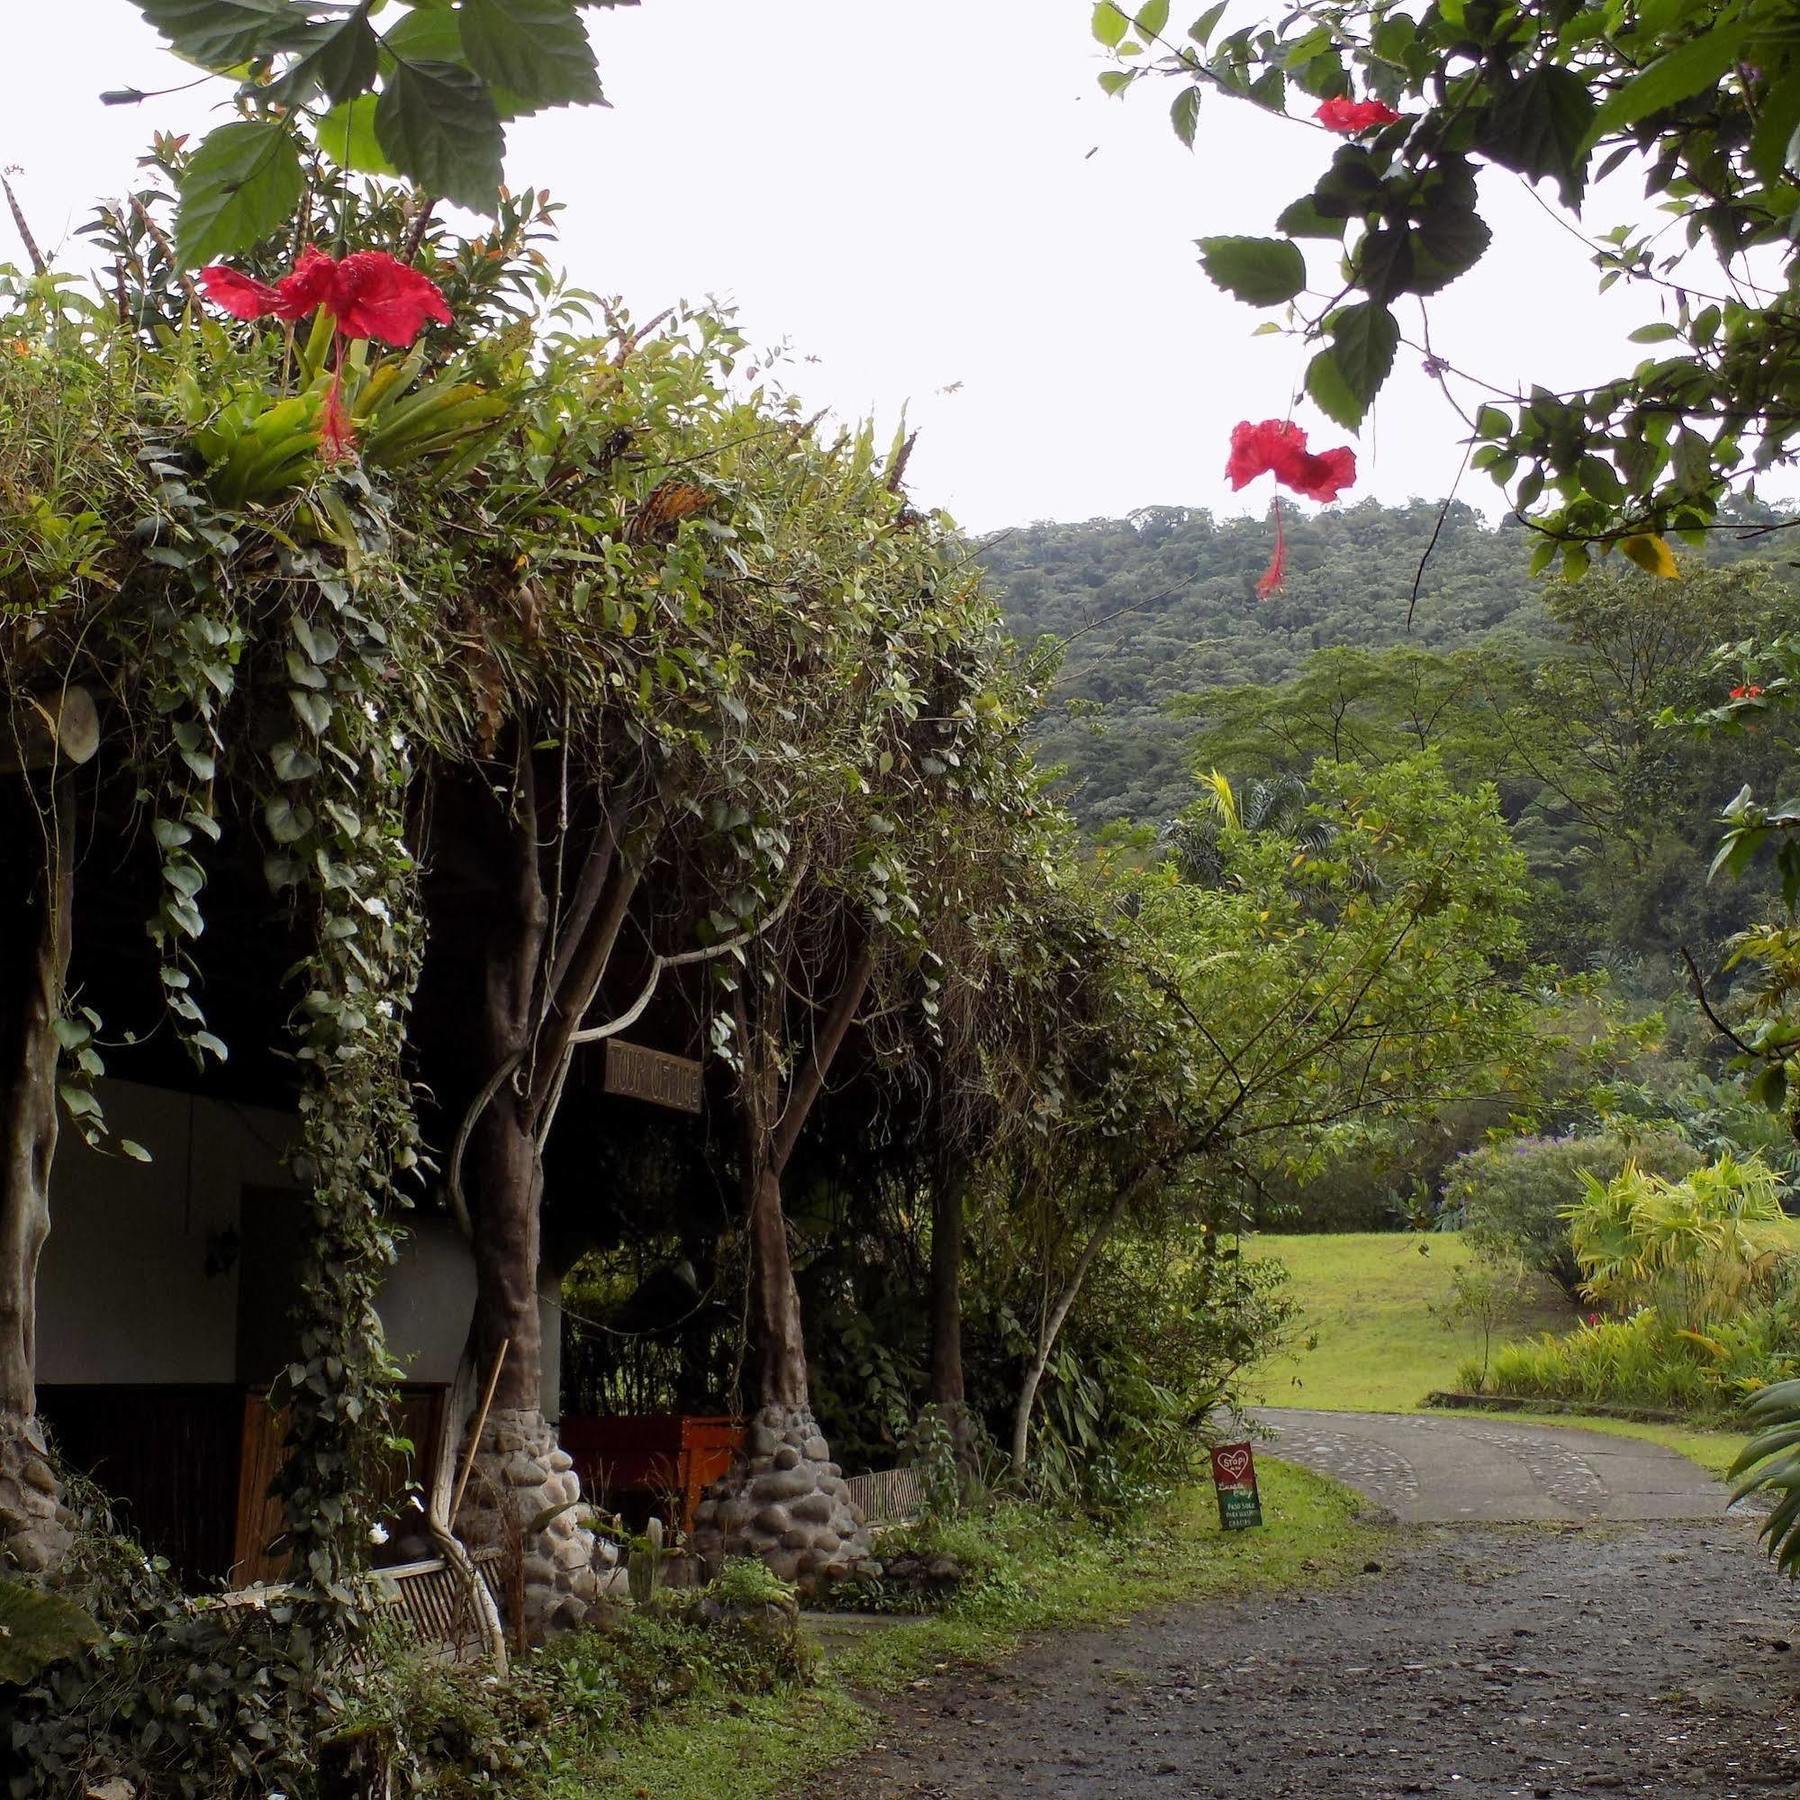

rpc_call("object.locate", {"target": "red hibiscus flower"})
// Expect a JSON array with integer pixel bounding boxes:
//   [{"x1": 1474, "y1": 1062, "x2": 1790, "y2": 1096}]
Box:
[
  {"x1": 1730, "y1": 684, "x2": 1764, "y2": 700},
  {"x1": 1227, "y1": 418, "x2": 1357, "y2": 503},
  {"x1": 1315, "y1": 95, "x2": 1404, "y2": 134},
  {"x1": 199, "y1": 246, "x2": 450, "y2": 346},
  {"x1": 198, "y1": 247, "x2": 451, "y2": 465}
]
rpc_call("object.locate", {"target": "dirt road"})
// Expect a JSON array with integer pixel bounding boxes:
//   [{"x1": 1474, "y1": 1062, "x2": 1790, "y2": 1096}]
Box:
[{"x1": 814, "y1": 1415, "x2": 1800, "y2": 1799}]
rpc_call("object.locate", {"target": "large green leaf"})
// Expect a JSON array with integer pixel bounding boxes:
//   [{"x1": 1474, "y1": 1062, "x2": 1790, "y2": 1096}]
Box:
[
  {"x1": 1477, "y1": 66, "x2": 1596, "y2": 206},
  {"x1": 1305, "y1": 347, "x2": 1362, "y2": 433},
  {"x1": 1197, "y1": 235, "x2": 1306, "y2": 306},
  {"x1": 1749, "y1": 69, "x2": 1800, "y2": 186},
  {"x1": 1582, "y1": 23, "x2": 1748, "y2": 156},
  {"x1": 135, "y1": 0, "x2": 296, "y2": 66},
  {"x1": 315, "y1": 95, "x2": 397, "y2": 175},
  {"x1": 269, "y1": 10, "x2": 380, "y2": 109},
  {"x1": 174, "y1": 120, "x2": 307, "y2": 266},
  {"x1": 1328, "y1": 302, "x2": 1399, "y2": 423},
  {"x1": 1410, "y1": 200, "x2": 1491, "y2": 294},
  {"x1": 375, "y1": 60, "x2": 504, "y2": 210}
]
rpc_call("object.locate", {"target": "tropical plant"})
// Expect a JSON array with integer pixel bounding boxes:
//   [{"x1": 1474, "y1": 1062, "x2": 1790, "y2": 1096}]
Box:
[
  {"x1": 1564, "y1": 1153, "x2": 1789, "y2": 1331},
  {"x1": 1446, "y1": 1129, "x2": 1702, "y2": 1293}
]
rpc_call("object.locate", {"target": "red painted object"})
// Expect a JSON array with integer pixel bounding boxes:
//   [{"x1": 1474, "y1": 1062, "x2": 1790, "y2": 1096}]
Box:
[{"x1": 560, "y1": 1414, "x2": 744, "y2": 1533}]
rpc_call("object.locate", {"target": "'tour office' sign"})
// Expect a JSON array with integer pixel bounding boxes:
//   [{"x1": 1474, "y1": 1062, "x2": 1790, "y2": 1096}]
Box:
[
  {"x1": 603, "y1": 1040, "x2": 704, "y2": 1114},
  {"x1": 1210, "y1": 1440, "x2": 1263, "y2": 1530}
]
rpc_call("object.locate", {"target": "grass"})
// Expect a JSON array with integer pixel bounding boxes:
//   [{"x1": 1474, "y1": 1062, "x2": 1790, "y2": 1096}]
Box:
[
  {"x1": 1245, "y1": 1229, "x2": 1572, "y2": 1412},
  {"x1": 556, "y1": 1460, "x2": 1373, "y2": 1800},
  {"x1": 1246, "y1": 1229, "x2": 1749, "y2": 1475}
]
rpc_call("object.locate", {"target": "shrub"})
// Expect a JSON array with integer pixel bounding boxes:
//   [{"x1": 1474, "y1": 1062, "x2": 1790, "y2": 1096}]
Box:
[
  {"x1": 1444, "y1": 1130, "x2": 1701, "y2": 1291},
  {"x1": 1565, "y1": 1152, "x2": 1790, "y2": 1330}
]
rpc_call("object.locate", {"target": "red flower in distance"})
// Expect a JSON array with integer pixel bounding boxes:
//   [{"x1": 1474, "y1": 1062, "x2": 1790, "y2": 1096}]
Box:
[
  {"x1": 1226, "y1": 418, "x2": 1357, "y2": 503},
  {"x1": 1315, "y1": 95, "x2": 1404, "y2": 134},
  {"x1": 1731, "y1": 684, "x2": 1764, "y2": 700},
  {"x1": 199, "y1": 247, "x2": 450, "y2": 347}
]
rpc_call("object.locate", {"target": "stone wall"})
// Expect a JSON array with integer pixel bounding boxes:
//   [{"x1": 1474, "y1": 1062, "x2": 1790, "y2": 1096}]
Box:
[
  {"x1": 457, "y1": 1404, "x2": 614, "y2": 1637},
  {"x1": 0, "y1": 1412, "x2": 71, "y2": 1576},
  {"x1": 689, "y1": 1404, "x2": 873, "y2": 1588}
]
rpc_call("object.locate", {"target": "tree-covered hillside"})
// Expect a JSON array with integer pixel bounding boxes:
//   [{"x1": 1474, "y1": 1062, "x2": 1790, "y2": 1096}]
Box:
[
  {"x1": 986, "y1": 496, "x2": 1785, "y2": 830},
  {"x1": 983, "y1": 498, "x2": 1553, "y2": 825}
]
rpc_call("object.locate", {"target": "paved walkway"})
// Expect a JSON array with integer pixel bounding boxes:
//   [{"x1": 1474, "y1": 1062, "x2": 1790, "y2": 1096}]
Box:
[{"x1": 1247, "y1": 1406, "x2": 1738, "y2": 1523}]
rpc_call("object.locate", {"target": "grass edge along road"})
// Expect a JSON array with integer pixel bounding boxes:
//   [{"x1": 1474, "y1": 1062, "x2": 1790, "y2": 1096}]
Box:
[
  {"x1": 557, "y1": 1461, "x2": 1373, "y2": 1800},
  {"x1": 1247, "y1": 1231, "x2": 1750, "y2": 1476}
]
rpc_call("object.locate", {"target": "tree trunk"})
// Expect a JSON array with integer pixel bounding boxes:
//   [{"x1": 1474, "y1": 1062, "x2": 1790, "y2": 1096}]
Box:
[
  {"x1": 466, "y1": 785, "x2": 549, "y2": 1414},
  {"x1": 747, "y1": 1160, "x2": 811, "y2": 1411},
  {"x1": 0, "y1": 775, "x2": 73, "y2": 1574},
  {"x1": 0, "y1": 778, "x2": 69, "y2": 1419},
  {"x1": 1008, "y1": 1172, "x2": 1146, "y2": 1474},
  {"x1": 928, "y1": 1158, "x2": 967, "y2": 1411}
]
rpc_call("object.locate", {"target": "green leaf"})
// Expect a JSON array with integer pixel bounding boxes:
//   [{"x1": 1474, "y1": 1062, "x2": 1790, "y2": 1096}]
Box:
[
  {"x1": 1750, "y1": 72, "x2": 1800, "y2": 186},
  {"x1": 1476, "y1": 405, "x2": 1510, "y2": 438},
  {"x1": 1276, "y1": 194, "x2": 1346, "y2": 240},
  {"x1": 459, "y1": 0, "x2": 602, "y2": 108},
  {"x1": 268, "y1": 9, "x2": 379, "y2": 109},
  {"x1": 1477, "y1": 66, "x2": 1596, "y2": 206},
  {"x1": 134, "y1": 0, "x2": 295, "y2": 67},
  {"x1": 1171, "y1": 85, "x2": 1200, "y2": 144},
  {"x1": 1304, "y1": 348, "x2": 1362, "y2": 433},
  {"x1": 1197, "y1": 235, "x2": 1306, "y2": 306},
  {"x1": 1410, "y1": 202, "x2": 1491, "y2": 294},
  {"x1": 1187, "y1": 1, "x2": 1228, "y2": 43},
  {"x1": 1327, "y1": 302, "x2": 1399, "y2": 425},
  {"x1": 375, "y1": 60, "x2": 504, "y2": 211},
  {"x1": 314, "y1": 96, "x2": 397, "y2": 174},
  {"x1": 1134, "y1": 0, "x2": 1170, "y2": 37},
  {"x1": 1092, "y1": 0, "x2": 1130, "y2": 46},
  {"x1": 119, "y1": 1139, "x2": 154, "y2": 1163},
  {"x1": 1099, "y1": 69, "x2": 1135, "y2": 96},
  {"x1": 174, "y1": 121, "x2": 306, "y2": 267},
  {"x1": 1356, "y1": 226, "x2": 1414, "y2": 305},
  {"x1": 1582, "y1": 24, "x2": 1748, "y2": 157},
  {"x1": 1628, "y1": 321, "x2": 1680, "y2": 343}
]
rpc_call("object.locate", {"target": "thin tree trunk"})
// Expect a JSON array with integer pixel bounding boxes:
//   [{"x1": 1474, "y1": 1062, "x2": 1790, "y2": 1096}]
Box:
[
  {"x1": 928, "y1": 1157, "x2": 967, "y2": 1410},
  {"x1": 748, "y1": 1161, "x2": 810, "y2": 1409},
  {"x1": 467, "y1": 772, "x2": 550, "y2": 1413},
  {"x1": 0, "y1": 776, "x2": 70, "y2": 1419},
  {"x1": 738, "y1": 925, "x2": 876, "y2": 1413},
  {"x1": 1008, "y1": 1169, "x2": 1150, "y2": 1473}
]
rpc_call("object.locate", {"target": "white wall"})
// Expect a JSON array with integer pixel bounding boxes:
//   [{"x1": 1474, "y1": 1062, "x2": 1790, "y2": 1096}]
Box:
[
  {"x1": 37, "y1": 1079, "x2": 557, "y2": 1414},
  {"x1": 36, "y1": 1080, "x2": 290, "y2": 1384}
]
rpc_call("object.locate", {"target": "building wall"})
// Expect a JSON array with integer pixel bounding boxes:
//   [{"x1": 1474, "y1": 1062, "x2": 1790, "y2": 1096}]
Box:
[
  {"x1": 37, "y1": 1079, "x2": 559, "y2": 1413},
  {"x1": 36, "y1": 1081, "x2": 288, "y2": 1385}
]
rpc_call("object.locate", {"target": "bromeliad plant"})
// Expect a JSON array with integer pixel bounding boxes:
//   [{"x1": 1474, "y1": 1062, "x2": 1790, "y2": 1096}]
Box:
[{"x1": 186, "y1": 246, "x2": 509, "y2": 503}]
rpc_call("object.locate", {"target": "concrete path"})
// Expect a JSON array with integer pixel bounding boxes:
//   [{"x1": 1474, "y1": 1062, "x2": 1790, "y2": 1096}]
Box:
[{"x1": 1247, "y1": 1406, "x2": 1739, "y2": 1523}]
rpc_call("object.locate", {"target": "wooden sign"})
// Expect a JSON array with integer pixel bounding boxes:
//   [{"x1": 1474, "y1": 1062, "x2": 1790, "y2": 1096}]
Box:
[
  {"x1": 603, "y1": 1039, "x2": 704, "y2": 1114},
  {"x1": 1210, "y1": 1440, "x2": 1263, "y2": 1530}
]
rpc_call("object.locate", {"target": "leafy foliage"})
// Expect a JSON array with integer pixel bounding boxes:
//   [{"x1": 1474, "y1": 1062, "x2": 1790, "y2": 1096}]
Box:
[
  {"x1": 1098, "y1": 0, "x2": 1800, "y2": 567},
  {"x1": 129, "y1": 0, "x2": 620, "y2": 247},
  {"x1": 1444, "y1": 1130, "x2": 1703, "y2": 1294}
]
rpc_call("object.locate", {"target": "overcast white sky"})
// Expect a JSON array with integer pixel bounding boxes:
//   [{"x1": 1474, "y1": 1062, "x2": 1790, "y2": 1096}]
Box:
[{"x1": 1, "y1": 2, "x2": 1665, "y2": 531}]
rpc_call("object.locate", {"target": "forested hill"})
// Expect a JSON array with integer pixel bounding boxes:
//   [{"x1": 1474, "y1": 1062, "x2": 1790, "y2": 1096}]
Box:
[{"x1": 981, "y1": 498, "x2": 1553, "y2": 826}]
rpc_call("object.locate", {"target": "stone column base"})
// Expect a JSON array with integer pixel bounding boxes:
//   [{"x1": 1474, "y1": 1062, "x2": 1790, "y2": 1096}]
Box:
[
  {"x1": 690, "y1": 1405, "x2": 872, "y2": 1590},
  {"x1": 0, "y1": 1411, "x2": 71, "y2": 1577},
  {"x1": 457, "y1": 1405, "x2": 613, "y2": 1638}
]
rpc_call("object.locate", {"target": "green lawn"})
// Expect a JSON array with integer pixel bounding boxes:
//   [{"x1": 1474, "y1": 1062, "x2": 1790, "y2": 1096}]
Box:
[
  {"x1": 1245, "y1": 1229, "x2": 1750, "y2": 1473},
  {"x1": 1246, "y1": 1230, "x2": 1572, "y2": 1411}
]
